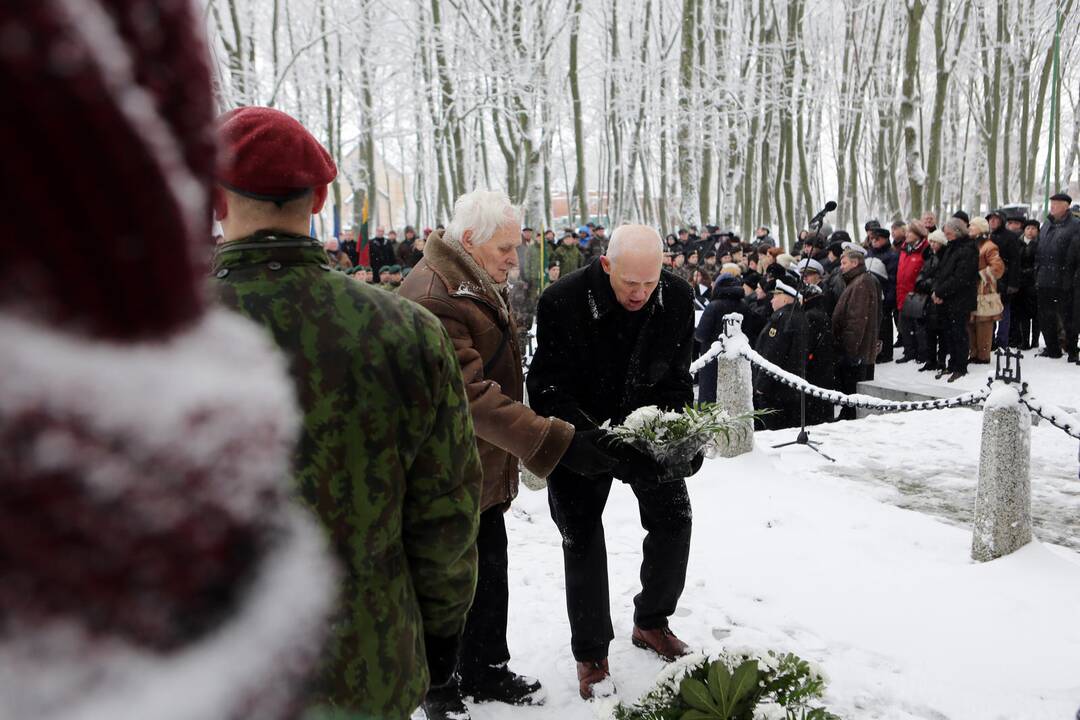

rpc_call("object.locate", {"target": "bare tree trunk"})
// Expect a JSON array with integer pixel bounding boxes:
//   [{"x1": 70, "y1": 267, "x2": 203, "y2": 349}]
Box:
[
  {"x1": 676, "y1": 0, "x2": 700, "y2": 228},
  {"x1": 569, "y1": 0, "x2": 588, "y2": 225},
  {"x1": 900, "y1": 0, "x2": 927, "y2": 216}
]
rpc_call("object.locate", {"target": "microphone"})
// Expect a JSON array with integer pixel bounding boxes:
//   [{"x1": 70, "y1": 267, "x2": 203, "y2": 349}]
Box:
[{"x1": 809, "y1": 201, "x2": 837, "y2": 230}]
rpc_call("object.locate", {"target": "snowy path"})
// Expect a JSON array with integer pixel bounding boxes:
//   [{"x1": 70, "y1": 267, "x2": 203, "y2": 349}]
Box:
[
  {"x1": 757, "y1": 408, "x2": 1080, "y2": 552},
  {"x1": 443, "y1": 442, "x2": 1080, "y2": 720}
]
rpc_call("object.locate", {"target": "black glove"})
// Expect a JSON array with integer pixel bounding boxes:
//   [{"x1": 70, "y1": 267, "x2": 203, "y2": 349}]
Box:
[
  {"x1": 661, "y1": 450, "x2": 706, "y2": 482},
  {"x1": 425, "y1": 632, "x2": 460, "y2": 688},
  {"x1": 559, "y1": 428, "x2": 619, "y2": 477},
  {"x1": 609, "y1": 440, "x2": 666, "y2": 485}
]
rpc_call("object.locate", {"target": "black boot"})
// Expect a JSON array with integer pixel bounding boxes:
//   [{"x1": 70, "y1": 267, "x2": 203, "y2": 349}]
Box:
[
  {"x1": 918, "y1": 362, "x2": 939, "y2": 372},
  {"x1": 423, "y1": 679, "x2": 471, "y2": 720},
  {"x1": 459, "y1": 663, "x2": 545, "y2": 706},
  {"x1": 1069, "y1": 352, "x2": 1079, "y2": 364}
]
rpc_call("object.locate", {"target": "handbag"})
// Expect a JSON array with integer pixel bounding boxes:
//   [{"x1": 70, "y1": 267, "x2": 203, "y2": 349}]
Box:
[
  {"x1": 974, "y1": 291, "x2": 1003, "y2": 318},
  {"x1": 900, "y1": 292, "x2": 928, "y2": 321}
]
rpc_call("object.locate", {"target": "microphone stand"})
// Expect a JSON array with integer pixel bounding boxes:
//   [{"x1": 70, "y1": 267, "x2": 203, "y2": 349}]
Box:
[{"x1": 771, "y1": 210, "x2": 835, "y2": 462}]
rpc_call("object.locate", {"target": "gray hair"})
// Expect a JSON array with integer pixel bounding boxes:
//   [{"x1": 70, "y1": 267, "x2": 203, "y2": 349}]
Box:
[
  {"x1": 445, "y1": 190, "x2": 521, "y2": 246},
  {"x1": 943, "y1": 217, "x2": 968, "y2": 238},
  {"x1": 606, "y1": 225, "x2": 664, "y2": 263},
  {"x1": 842, "y1": 249, "x2": 866, "y2": 264}
]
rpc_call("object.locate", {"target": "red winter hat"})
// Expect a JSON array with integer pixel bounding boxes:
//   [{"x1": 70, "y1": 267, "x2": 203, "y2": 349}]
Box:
[
  {"x1": 0, "y1": 0, "x2": 216, "y2": 341},
  {"x1": 216, "y1": 106, "x2": 337, "y2": 216}
]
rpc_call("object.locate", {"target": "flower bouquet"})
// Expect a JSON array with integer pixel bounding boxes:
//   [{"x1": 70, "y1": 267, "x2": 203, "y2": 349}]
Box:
[{"x1": 604, "y1": 404, "x2": 760, "y2": 465}]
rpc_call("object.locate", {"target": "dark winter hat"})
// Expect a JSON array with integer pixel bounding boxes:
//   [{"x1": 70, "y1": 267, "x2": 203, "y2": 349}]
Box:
[
  {"x1": 827, "y1": 241, "x2": 845, "y2": 257},
  {"x1": 829, "y1": 230, "x2": 852, "y2": 245},
  {"x1": 1050, "y1": 192, "x2": 1073, "y2": 204},
  {"x1": 986, "y1": 208, "x2": 1007, "y2": 222},
  {"x1": 217, "y1": 106, "x2": 337, "y2": 215},
  {"x1": 864, "y1": 219, "x2": 881, "y2": 231},
  {"x1": 742, "y1": 270, "x2": 762, "y2": 288},
  {"x1": 1023, "y1": 219, "x2": 1040, "y2": 229},
  {"x1": 952, "y1": 210, "x2": 970, "y2": 223},
  {"x1": 522, "y1": 226, "x2": 534, "y2": 232},
  {"x1": 0, "y1": 0, "x2": 218, "y2": 341},
  {"x1": 871, "y1": 227, "x2": 891, "y2": 240}
]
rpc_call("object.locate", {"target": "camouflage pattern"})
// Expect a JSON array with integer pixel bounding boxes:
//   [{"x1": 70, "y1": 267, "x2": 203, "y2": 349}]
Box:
[{"x1": 212, "y1": 231, "x2": 482, "y2": 720}]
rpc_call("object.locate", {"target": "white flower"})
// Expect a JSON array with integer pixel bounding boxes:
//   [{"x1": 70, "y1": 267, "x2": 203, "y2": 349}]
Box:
[
  {"x1": 753, "y1": 701, "x2": 787, "y2": 720},
  {"x1": 661, "y1": 410, "x2": 683, "y2": 423},
  {"x1": 621, "y1": 405, "x2": 661, "y2": 431}
]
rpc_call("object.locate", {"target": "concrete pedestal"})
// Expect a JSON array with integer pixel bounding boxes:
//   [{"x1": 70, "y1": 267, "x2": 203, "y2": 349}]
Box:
[
  {"x1": 971, "y1": 383, "x2": 1033, "y2": 562},
  {"x1": 714, "y1": 352, "x2": 755, "y2": 457}
]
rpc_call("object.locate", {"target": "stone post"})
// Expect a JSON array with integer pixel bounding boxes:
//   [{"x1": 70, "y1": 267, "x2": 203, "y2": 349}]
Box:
[
  {"x1": 714, "y1": 314, "x2": 754, "y2": 458},
  {"x1": 971, "y1": 381, "x2": 1032, "y2": 562}
]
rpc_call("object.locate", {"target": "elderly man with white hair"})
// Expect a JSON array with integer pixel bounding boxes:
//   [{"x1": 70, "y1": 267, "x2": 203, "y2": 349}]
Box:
[
  {"x1": 399, "y1": 190, "x2": 617, "y2": 719},
  {"x1": 527, "y1": 224, "x2": 700, "y2": 700}
]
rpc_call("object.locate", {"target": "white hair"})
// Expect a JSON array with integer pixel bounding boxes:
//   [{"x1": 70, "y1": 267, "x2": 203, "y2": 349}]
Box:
[
  {"x1": 445, "y1": 190, "x2": 520, "y2": 246},
  {"x1": 606, "y1": 225, "x2": 664, "y2": 263}
]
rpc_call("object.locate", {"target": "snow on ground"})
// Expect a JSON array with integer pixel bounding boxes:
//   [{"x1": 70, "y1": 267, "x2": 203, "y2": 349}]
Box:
[
  {"x1": 759, "y1": 408, "x2": 1080, "y2": 552},
  {"x1": 874, "y1": 351, "x2": 1079, "y2": 409},
  {"x1": 457, "y1": 431, "x2": 1080, "y2": 720}
]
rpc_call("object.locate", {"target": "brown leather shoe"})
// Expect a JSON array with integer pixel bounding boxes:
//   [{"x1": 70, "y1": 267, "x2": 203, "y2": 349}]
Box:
[
  {"x1": 576, "y1": 659, "x2": 614, "y2": 700},
  {"x1": 631, "y1": 625, "x2": 691, "y2": 661}
]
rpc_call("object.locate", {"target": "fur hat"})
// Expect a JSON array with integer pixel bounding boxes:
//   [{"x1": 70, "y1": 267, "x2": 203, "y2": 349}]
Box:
[
  {"x1": 928, "y1": 229, "x2": 949, "y2": 246},
  {"x1": 907, "y1": 219, "x2": 928, "y2": 239},
  {"x1": 968, "y1": 216, "x2": 990, "y2": 238}
]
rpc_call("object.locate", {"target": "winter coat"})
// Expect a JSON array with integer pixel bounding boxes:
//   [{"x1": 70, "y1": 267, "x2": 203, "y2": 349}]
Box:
[
  {"x1": 517, "y1": 240, "x2": 544, "y2": 292},
  {"x1": 397, "y1": 240, "x2": 424, "y2": 269},
  {"x1": 976, "y1": 236, "x2": 1005, "y2": 294},
  {"x1": 804, "y1": 292, "x2": 837, "y2": 424},
  {"x1": 932, "y1": 235, "x2": 980, "y2": 316},
  {"x1": 741, "y1": 295, "x2": 772, "y2": 349},
  {"x1": 695, "y1": 276, "x2": 745, "y2": 348},
  {"x1": 212, "y1": 231, "x2": 481, "y2": 719},
  {"x1": 369, "y1": 236, "x2": 397, "y2": 280},
  {"x1": 867, "y1": 244, "x2": 900, "y2": 310},
  {"x1": 914, "y1": 247, "x2": 941, "y2": 295},
  {"x1": 1036, "y1": 212, "x2": 1080, "y2": 289},
  {"x1": 554, "y1": 242, "x2": 583, "y2": 276},
  {"x1": 990, "y1": 226, "x2": 1021, "y2": 292},
  {"x1": 585, "y1": 235, "x2": 607, "y2": 263},
  {"x1": 896, "y1": 239, "x2": 929, "y2": 311},
  {"x1": 527, "y1": 261, "x2": 695, "y2": 429},
  {"x1": 753, "y1": 304, "x2": 806, "y2": 407},
  {"x1": 1017, "y1": 237, "x2": 1039, "y2": 289},
  {"x1": 400, "y1": 230, "x2": 574, "y2": 512},
  {"x1": 831, "y1": 264, "x2": 881, "y2": 364}
]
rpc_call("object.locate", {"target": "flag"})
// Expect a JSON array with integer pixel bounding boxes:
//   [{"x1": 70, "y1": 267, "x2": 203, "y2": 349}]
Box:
[{"x1": 357, "y1": 192, "x2": 371, "y2": 268}]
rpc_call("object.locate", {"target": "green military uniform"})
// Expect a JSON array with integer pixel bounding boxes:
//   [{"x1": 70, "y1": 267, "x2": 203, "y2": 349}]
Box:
[
  {"x1": 554, "y1": 242, "x2": 583, "y2": 276},
  {"x1": 212, "y1": 231, "x2": 482, "y2": 720}
]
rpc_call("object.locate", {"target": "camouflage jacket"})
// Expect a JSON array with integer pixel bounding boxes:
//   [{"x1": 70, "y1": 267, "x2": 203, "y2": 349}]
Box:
[{"x1": 212, "y1": 231, "x2": 482, "y2": 720}]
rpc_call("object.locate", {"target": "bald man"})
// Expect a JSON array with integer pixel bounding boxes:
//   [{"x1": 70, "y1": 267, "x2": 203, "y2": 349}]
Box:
[{"x1": 527, "y1": 224, "x2": 699, "y2": 700}]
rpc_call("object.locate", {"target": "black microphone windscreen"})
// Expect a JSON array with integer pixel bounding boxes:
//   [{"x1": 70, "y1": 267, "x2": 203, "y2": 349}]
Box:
[{"x1": 824, "y1": 200, "x2": 837, "y2": 212}]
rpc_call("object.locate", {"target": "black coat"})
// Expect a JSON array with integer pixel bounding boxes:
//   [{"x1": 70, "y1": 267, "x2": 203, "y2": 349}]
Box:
[
  {"x1": 803, "y1": 293, "x2": 836, "y2": 425},
  {"x1": 528, "y1": 261, "x2": 695, "y2": 429},
  {"x1": 990, "y1": 227, "x2": 1022, "y2": 291},
  {"x1": 1017, "y1": 238, "x2": 1038, "y2": 289},
  {"x1": 368, "y1": 237, "x2": 397, "y2": 278},
  {"x1": 914, "y1": 248, "x2": 941, "y2": 295},
  {"x1": 740, "y1": 295, "x2": 772, "y2": 349},
  {"x1": 932, "y1": 236, "x2": 980, "y2": 316},
  {"x1": 753, "y1": 304, "x2": 807, "y2": 407},
  {"x1": 868, "y1": 244, "x2": 900, "y2": 309},
  {"x1": 1036, "y1": 213, "x2": 1080, "y2": 289},
  {"x1": 696, "y1": 277, "x2": 745, "y2": 347}
]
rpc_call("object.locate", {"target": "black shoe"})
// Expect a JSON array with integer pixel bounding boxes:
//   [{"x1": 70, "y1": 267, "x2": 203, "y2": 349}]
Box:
[
  {"x1": 1036, "y1": 349, "x2": 1062, "y2": 358},
  {"x1": 896, "y1": 355, "x2": 915, "y2": 364},
  {"x1": 947, "y1": 371, "x2": 967, "y2": 383},
  {"x1": 934, "y1": 369, "x2": 949, "y2": 380},
  {"x1": 918, "y1": 362, "x2": 939, "y2": 372},
  {"x1": 1069, "y1": 353, "x2": 1079, "y2": 364},
  {"x1": 424, "y1": 680, "x2": 471, "y2": 720},
  {"x1": 893, "y1": 338, "x2": 904, "y2": 348},
  {"x1": 459, "y1": 664, "x2": 545, "y2": 706}
]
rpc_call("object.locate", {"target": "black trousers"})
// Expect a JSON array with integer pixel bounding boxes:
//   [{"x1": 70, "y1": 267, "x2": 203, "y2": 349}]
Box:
[
  {"x1": 458, "y1": 507, "x2": 511, "y2": 680},
  {"x1": 942, "y1": 306, "x2": 969, "y2": 373},
  {"x1": 1037, "y1": 287, "x2": 1075, "y2": 355},
  {"x1": 877, "y1": 307, "x2": 894, "y2": 361},
  {"x1": 899, "y1": 313, "x2": 928, "y2": 362},
  {"x1": 1010, "y1": 286, "x2": 1039, "y2": 349},
  {"x1": 547, "y1": 468, "x2": 692, "y2": 662},
  {"x1": 836, "y1": 361, "x2": 868, "y2": 421}
]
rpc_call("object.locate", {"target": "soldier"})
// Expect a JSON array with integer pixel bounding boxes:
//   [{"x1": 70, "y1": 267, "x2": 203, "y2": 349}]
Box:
[
  {"x1": 211, "y1": 106, "x2": 483, "y2": 720},
  {"x1": 753, "y1": 280, "x2": 807, "y2": 430}
]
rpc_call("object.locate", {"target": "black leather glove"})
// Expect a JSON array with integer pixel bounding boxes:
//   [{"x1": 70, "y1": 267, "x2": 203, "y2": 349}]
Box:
[
  {"x1": 609, "y1": 440, "x2": 666, "y2": 485},
  {"x1": 559, "y1": 428, "x2": 619, "y2": 477},
  {"x1": 425, "y1": 632, "x2": 460, "y2": 688},
  {"x1": 661, "y1": 450, "x2": 706, "y2": 482}
]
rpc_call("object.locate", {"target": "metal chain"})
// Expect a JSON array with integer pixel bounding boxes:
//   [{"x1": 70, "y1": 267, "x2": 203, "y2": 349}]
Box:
[{"x1": 1019, "y1": 392, "x2": 1080, "y2": 440}]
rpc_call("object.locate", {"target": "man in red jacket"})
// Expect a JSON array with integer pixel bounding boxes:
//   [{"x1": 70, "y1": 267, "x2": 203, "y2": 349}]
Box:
[{"x1": 896, "y1": 220, "x2": 930, "y2": 363}]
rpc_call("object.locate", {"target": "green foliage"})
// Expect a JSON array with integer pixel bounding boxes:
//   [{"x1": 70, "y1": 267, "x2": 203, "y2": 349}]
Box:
[{"x1": 614, "y1": 651, "x2": 841, "y2": 720}]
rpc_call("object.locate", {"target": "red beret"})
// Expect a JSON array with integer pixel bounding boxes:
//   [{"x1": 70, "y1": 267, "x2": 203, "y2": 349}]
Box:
[{"x1": 217, "y1": 106, "x2": 337, "y2": 214}]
